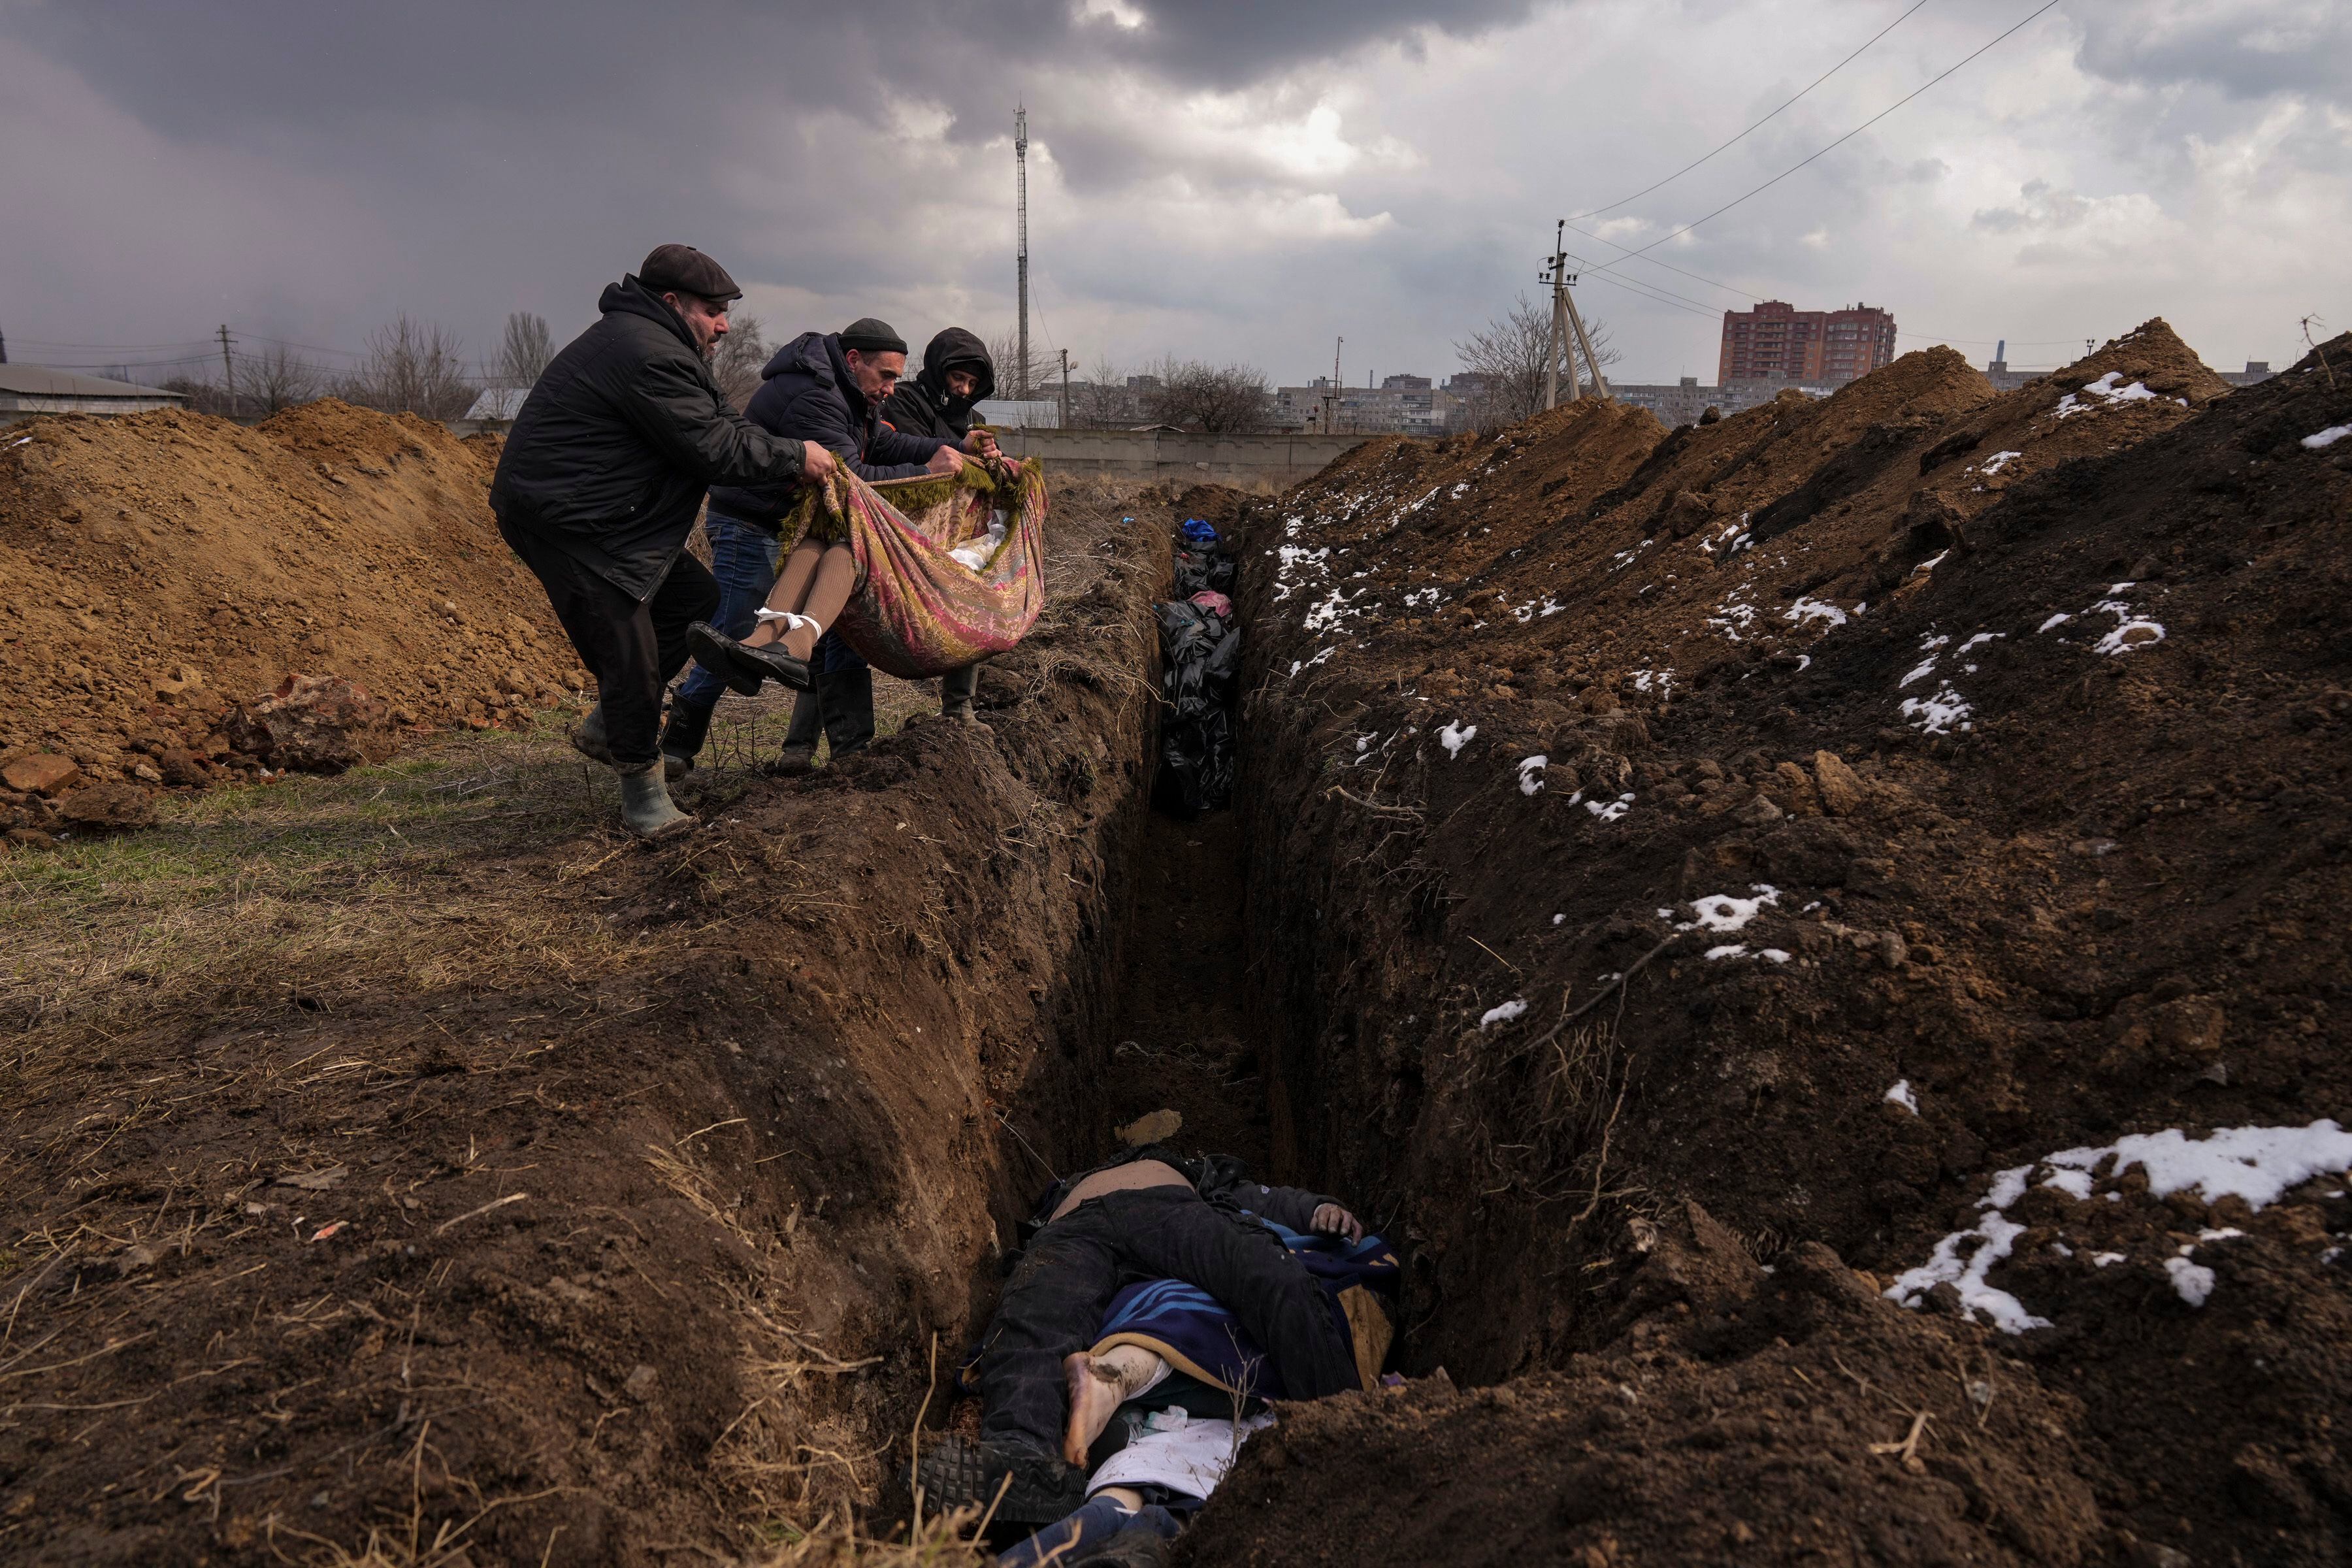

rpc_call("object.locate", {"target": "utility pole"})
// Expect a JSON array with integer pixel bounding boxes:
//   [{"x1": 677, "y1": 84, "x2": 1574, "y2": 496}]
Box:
[
  {"x1": 1324, "y1": 336, "x2": 1343, "y2": 434},
  {"x1": 1058, "y1": 348, "x2": 1071, "y2": 429},
  {"x1": 218, "y1": 325, "x2": 238, "y2": 417},
  {"x1": 1541, "y1": 221, "x2": 1609, "y2": 409},
  {"x1": 0, "y1": 329, "x2": 8, "y2": 366},
  {"x1": 1015, "y1": 106, "x2": 1030, "y2": 400}
]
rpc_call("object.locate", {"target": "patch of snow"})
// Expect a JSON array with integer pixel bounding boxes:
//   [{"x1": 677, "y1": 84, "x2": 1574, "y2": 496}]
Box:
[
  {"x1": 1976, "y1": 449, "x2": 2023, "y2": 475},
  {"x1": 1516, "y1": 755, "x2": 1548, "y2": 796},
  {"x1": 2164, "y1": 1256, "x2": 2215, "y2": 1307},
  {"x1": 1683, "y1": 885, "x2": 1780, "y2": 934},
  {"x1": 1784, "y1": 596, "x2": 1847, "y2": 629},
  {"x1": 1899, "y1": 682, "x2": 1973, "y2": 734},
  {"x1": 1585, "y1": 792, "x2": 1634, "y2": 823},
  {"x1": 1893, "y1": 1122, "x2": 2352, "y2": 1331},
  {"x1": 2094, "y1": 617, "x2": 2165, "y2": 656},
  {"x1": 2038, "y1": 612, "x2": 2072, "y2": 632},
  {"x1": 1886, "y1": 1080, "x2": 1919, "y2": 1114},
  {"x1": 1438, "y1": 721, "x2": 1477, "y2": 758},
  {"x1": 2042, "y1": 1168, "x2": 2095, "y2": 1201},
  {"x1": 2302, "y1": 424, "x2": 2352, "y2": 449},
  {"x1": 1479, "y1": 998, "x2": 1528, "y2": 1030},
  {"x1": 1704, "y1": 944, "x2": 1750, "y2": 961},
  {"x1": 1959, "y1": 632, "x2": 2005, "y2": 652},
  {"x1": 2053, "y1": 372, "x2": 2161, "y2": 419},
  {"x1": 1552, "y1": 913, "x2": 1565, "y2": 925},
  {"x1": 1450, "y1": 482, "x2": 1472, "y2": 497}
]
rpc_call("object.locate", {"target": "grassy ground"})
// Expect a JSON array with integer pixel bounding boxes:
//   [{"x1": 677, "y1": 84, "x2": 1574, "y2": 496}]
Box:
[{"x1": 0, "y1": 674, "x2": 941, "y2": 1063}]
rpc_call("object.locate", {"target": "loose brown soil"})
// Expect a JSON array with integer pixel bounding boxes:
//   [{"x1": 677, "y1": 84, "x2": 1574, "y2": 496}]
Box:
[
  {"x1": 0, "y1": 400, "x2": 587, "y2": 797},
  {"x1": 1207, "y1": 324, "x2": 2352, "y2": 1565}
]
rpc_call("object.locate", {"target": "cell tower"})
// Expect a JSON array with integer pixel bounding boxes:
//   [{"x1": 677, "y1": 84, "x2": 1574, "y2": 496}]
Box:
[{"x1": 1015, "y1": 105, "x2": 1030, "y2": 400}]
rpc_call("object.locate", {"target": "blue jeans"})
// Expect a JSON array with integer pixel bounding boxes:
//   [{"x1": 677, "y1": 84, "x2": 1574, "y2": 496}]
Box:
[{"x1": 674, "y1": 512, "x2": 783, "y2": 715}]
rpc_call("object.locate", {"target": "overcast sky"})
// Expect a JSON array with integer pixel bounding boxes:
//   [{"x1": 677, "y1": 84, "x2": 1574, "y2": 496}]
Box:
[{"x1": 1, "y1": 0, "x2": 2343, "y2": 388}]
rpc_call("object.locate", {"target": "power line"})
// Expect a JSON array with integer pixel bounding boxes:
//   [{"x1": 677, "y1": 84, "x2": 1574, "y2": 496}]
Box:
[
  {"x1": 1610, "y1": 0, "x2": 2065, "y2": 264},
  {"x1": 1568, "y1": 0, "x2": 1934, "y2": 223}
]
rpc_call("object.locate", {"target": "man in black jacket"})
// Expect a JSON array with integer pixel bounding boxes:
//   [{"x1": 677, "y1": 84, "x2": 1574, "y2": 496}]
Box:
[
  {"x1": 490, "y1": 244, "x2": 834, "y2": 838},
  {"x1": 882, "y1": 328, "x2": 997, "y2": 727},
  {"x1": 660, "y1": 319, "x2": 996, "y2": 774}
]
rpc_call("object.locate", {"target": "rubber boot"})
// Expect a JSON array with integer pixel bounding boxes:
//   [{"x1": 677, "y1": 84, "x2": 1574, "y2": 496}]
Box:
[
  {"x1": 660, "y1": 698, "x2": 713, "y2": 782},
  {"x1": 940, "y1": 663, "x2": 988, "y2": 727},
  {"x1": 570, "y1": 702, "x2": 616, "y2": 766},
  {"x1": 617, "y1": 762, "x2": 694, "y2": 840}
]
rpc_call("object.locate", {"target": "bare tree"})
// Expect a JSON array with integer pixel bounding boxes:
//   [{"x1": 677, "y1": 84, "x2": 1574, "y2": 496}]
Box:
[
  {"x1": 1066, "y1": 355, "x2": 1143, "y2": 429},
  {"x1": 986, "y1": 328, "x2": 1048, "y2": 404},
  {"x1": 1138, "y1": 357, "x2": 1273, "y2": 433},
  {"x1": 338, "y1": 314, "x2": 478, "y2": 419},
  {"x1": 495, "y1": 311, "x2": 555, "y2": 390},
  {"x1": 712, "y1": 314, "x2": 768, "y2": 411},
  {"x1": 1454, "y1": 293, "x2": 1618, "y2": 431},
  {"x1": 246, "y1": 342, "x2": 321, "y2": 413},
  {"x1": 159, "y1": 374, "x2": 233, "y2": 417}
]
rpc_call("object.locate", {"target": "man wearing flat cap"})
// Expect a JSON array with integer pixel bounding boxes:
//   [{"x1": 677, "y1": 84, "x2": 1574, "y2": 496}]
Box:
[
  {"x1": 659, "y1": 316, "x2": 998, "y2": 776},
  {"x1": 490, "y1": 244, "x2": 837, "y2": 839}
]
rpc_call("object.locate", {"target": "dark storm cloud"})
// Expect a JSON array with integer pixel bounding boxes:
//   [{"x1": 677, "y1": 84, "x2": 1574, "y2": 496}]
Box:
[
  {"x1": 6, "y1": 0, "x2": 1535, "y2": 142},
  {"x1": 2068, "y1": 2, "x2": 2352, "y2": 106}
]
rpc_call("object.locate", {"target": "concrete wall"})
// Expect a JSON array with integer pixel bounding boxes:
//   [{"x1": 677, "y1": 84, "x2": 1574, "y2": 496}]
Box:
[{"x1": 989, "y1": 427, "x2": 1407, "y2": 487}]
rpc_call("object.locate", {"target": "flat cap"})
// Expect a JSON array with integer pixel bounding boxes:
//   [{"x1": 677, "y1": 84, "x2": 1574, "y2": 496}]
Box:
[
  {"x1": 839, "y1": 318, "x2": 908, "y2": 355},
  {"x1": 638, "y1": 244, "x2": 741, "y2": 302}
]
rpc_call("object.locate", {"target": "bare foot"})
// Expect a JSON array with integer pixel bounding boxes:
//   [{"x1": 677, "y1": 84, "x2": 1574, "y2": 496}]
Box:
[{"x1": 1063, "y1": 1351, "x2": 1126, "y2": 1467}]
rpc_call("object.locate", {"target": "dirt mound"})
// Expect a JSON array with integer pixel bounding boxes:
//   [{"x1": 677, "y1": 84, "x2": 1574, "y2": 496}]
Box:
[
  {"x1": 0, "y1": 401, "x2": 586, "y2": 791},
  {"x1": 1226, "y1": 327, "x2": 2352, "y2": 1561}
]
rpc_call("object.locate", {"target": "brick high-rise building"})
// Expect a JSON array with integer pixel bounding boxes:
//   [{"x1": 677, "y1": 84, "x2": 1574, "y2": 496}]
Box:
[{"x1": 1718, "y1": 301, "x2": 1897, "y2": 385}]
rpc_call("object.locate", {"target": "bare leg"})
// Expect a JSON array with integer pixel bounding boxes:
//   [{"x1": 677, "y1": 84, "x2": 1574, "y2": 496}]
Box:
[{"x1": 1062, "y1": 1345, "x2": 1168, "y2": 1465}]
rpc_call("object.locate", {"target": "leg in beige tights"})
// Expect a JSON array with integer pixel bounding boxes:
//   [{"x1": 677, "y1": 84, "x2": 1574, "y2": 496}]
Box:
[{"x1": 741, "y1": 542, "x2": 857, "y2": 662}]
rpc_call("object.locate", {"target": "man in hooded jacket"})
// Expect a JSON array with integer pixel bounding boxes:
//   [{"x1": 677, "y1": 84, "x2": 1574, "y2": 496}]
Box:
[
  {"x1": 881, "y1": 328, "x2": 998, "y2": 727},
  {"x1": 659, "y1": 320, "x2": 994, "y2": 774},
  {"x1": 489, "y1": 244, "x2": 834, "y2": 838}
]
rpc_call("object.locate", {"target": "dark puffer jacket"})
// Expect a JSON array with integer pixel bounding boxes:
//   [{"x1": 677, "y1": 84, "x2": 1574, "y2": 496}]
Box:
[
  {"x1": 704, "y1": 331, "x2": 948, "y2": 528},
  {"x1": 881, "y1": 327, "x2": 994, "y2": 443},
  {"x1": 489, "y1": 275, "x2": 809, "y2": 600}
]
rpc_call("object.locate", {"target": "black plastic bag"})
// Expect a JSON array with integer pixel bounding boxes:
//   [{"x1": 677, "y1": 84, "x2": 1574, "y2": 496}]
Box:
[
  {"x1": 1172, "y1": 548, "x2": 1236, "y2": 599},
  {"x1": 1152, "y1": 598, "x2": 1239, "y2": 816}
]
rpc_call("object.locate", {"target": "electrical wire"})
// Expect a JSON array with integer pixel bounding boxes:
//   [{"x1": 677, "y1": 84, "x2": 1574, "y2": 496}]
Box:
[
  {"x1": 1610, "y1": 0, "x2": 2065, "y2": 264},
  {"x1": 1567, "y1": 0, "x2": 1934, "y2": 223}
]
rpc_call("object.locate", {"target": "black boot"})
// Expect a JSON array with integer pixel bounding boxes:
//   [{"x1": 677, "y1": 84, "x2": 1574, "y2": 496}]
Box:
[
  {"x1": 660, "y1": 698, "x2": 713, "y2": 781},
  {"x1": 913, "y1": 1433, "x2": 1086, "y2": 1527}
]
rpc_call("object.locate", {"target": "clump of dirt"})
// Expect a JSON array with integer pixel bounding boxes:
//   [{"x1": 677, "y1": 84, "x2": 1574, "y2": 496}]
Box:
[
  {"x1": 1222, "y1": 325, "x2": 2352, "y2": 1563},
  {"x1": 0, "y1": 400, "x2": 587, "y2": 792}
]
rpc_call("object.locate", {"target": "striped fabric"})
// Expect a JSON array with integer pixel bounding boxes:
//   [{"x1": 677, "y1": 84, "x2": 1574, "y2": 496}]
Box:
[{"x1": 778, "y1": 455, "x2": 1047, "y2": 679}]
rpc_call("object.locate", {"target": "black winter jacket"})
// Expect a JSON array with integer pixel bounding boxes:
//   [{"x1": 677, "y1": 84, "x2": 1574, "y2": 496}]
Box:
[
  {"x1": 1024, "y1": 1145, "x2": 1339, "y2": 1239},
  {"x1": 705, "y1": 331, "x2": 948, "y2": 528},
  {"x1": 881, "y1": 327, "x2": 994, "y2": 443},
  {"x1": 489, "y1": 276, "x2": 809, "y2": 600}
]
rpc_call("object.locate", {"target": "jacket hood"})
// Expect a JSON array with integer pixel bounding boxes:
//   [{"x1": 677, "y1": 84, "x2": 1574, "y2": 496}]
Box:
[
  {"x1": 766, "y1": 330, "x2": 831, "y2": 385},
  {"x1": 600, "y1": 275, "x2": 696, "y2": 350},
  {"x1": 916, "y1": 327, "x2": 994, "y2": 410}
]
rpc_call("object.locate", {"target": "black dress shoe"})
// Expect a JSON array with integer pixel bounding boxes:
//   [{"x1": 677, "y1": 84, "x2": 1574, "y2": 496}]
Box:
[
  {"x1": 728, "y1": 637, "x2": 814, "y2": 692},
  {"x1": 686, "y1": 623, "x2": 764, "y2": 696}
]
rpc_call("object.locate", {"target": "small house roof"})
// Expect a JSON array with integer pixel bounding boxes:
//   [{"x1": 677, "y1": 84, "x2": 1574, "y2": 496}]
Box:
[{"x1": 0, "y1": 365, "x2": 188, "y2": 400}]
